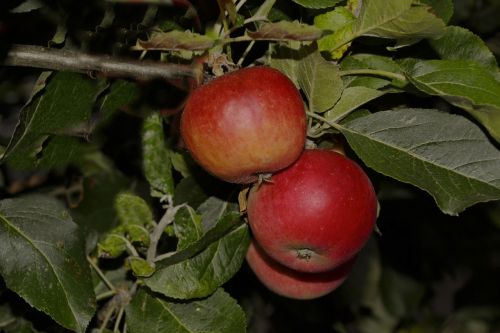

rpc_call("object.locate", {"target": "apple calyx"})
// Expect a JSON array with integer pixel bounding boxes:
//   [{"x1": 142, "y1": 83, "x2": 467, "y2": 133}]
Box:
[{"x1": 296, "y1": 248, "x2": 316, "y2": 261}]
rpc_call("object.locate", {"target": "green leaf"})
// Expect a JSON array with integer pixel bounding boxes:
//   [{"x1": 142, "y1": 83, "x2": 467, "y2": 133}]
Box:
[
  {"x1": 197, "y1": 196, "x2": 238, "y2": 231},
  {"x1": 297, "y1": 49, "x2": 343, "y2": 113},
  {"x1": 98, "y1": 231, "x2": 127, "y2": 258},
  {"x1": 339, "y1": 109, "x2": 500, "y2": 215},
  {"x1": 173, "y1": 176, "x2": 209, "y2": 208},
  {"x1": 415, "y1": 0, "x2": 454, "y2": 23},
  {"x1": 248, "y1": 21, "x2": 324, "y2": 41},
  {"x1": 142, "y1": 113, "x2": 174, "y2": 197},
  {"x1": 291, "y1": 0, "x2": 341, "y2": 9},
  {"x1": 10, "y1": 0, "x2": 43, "y2": 13},
  {"x1": 406, "y1": 60, "x2": 500, "y2": 142},
  {"x1": 429, "y1": 26, "x2": 498, "y2": 72},
  {"x1": 71, "y1": 167, "x2": 130, "y2": 234},
  {"x1": 154, "y1": 211, "x2": 242, "y2": 269},
  {"x1": 314, "y1": 7, "x2": 355, "y2": 59},
  {"x1": 97, "y1": 80, "x2": 140, "y2": 127},
  {"x1": 269, "y1": 43, "x2": 304, "y2": 88},
  {"x1": 2, "y1": 72, "x2": 107, "y2": 169},
  {"x1": 128, "y1": 257, "x2": 156, "y2": 277},
  {"x1": 133, "y1": 30, "x2": 216, "y2": 51},
  {"x1": 0, "y1": 195, "x2": 96, "y2": 333},
  {"x1": 126, "y1": 288, "x2": 246, "y2": 333},
  {"x1": 324, "y1": 86, "x2": 385, "y2": 122},
  {"x1": 174, "y1": 206, "x2": 203, "y2": 250},
  {"x1": 145, "y1": 220, "x2": 250, "y2": 299},
  {"x1": 170, "y1": 151, "x2": 194, "y2": 178},
  {"x1": 363, "y1": 4, "x2": 445, "y2": 48},
  {"x1": 326, "y1": 0, "x2": 445, "y2": 51},
  {"x1": 115, "y1": 193, "x2": 153, "y2": 226}
]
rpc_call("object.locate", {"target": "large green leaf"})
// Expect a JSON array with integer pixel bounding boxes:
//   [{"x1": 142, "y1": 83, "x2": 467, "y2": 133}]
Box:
[
  {"x1": 325, "y1": 0, "x2": 445, "y2": 51},
  {"x1": 126, "y1": 288, "x2": 246, "y2": 333},
  {"x1": 297, "y1": 49, "x2": 343, "y2": 113},
  {"x1": 429, "y1": 26, "x2": 498, "y2": 72},
  {"x1": 406, "y1": 60, "x2": 500, "y2": 142},
  {"x1": 142, "y1": 113, "x2": 174, "y2": 197},
  {"x1": 144, "y1": 221, "x2": 250, "y2": 299},
  {"x1": 2, "y1": 72, "x2": 107, "y2": 169},
  {"x1": 339, "y1": 109, "x2": 500, "y2": 215},
  {"x1": 0, "y1": 196, "x2": 96, "y2": 333}
]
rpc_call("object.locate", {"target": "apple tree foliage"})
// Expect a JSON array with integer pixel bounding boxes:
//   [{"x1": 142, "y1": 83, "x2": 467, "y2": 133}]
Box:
[{"x1": 0, "y1": 0, "x2": 499, "y2": 332}]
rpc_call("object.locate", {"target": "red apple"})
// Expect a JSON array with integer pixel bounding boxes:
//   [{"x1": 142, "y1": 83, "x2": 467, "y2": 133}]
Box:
[
  {"x1": 180, "y1": 66, "x2": 306, "y2": 183},
  {"x1": 246, "y1": 240, "x2": 353, "y2": 300},
  {"x1": 247, "y1": 149, "x2": 377, "y2": 273}
]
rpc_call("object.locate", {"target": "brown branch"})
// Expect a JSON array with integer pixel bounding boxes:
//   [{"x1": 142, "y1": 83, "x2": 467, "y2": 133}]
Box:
[{"x1": 3, "y1": 44, "x2": 197, "y2": 81}]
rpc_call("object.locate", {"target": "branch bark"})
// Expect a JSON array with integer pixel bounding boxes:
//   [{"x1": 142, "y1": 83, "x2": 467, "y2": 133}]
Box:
[{"x1": 3, "y1": 44, "x2": 197, "y2": 81}]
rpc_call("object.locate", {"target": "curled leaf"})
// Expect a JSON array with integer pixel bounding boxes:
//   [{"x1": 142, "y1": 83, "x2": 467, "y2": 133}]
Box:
[
  {"x1": 248, "y1": 21, "x2": 324, "y2": 41},
  {"x1": 133, "y1": 30, "x2": 215, "y2": 51}
]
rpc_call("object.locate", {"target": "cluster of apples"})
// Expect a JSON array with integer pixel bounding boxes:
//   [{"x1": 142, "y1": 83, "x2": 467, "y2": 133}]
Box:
[{"x1": 180, "y1": 66, "x2": 377, "y2": 300}]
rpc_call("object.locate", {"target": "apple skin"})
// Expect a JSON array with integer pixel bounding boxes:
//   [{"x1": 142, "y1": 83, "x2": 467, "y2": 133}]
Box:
[
  {"x1": 246, "y1": 240, "x2": 353, "y2": 300},
  {"x1": 180, "y1": 66, "x2": 306, "y2": 183},
  {"x1": 247, "y1": 149, "x2": 377, "y2": 273}
]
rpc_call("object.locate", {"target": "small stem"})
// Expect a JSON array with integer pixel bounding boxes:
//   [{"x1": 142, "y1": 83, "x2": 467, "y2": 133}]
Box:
[
  {"x1": 223, "y1": 16, "x2": 268, "y2": 38},
  {"x1": 146, "y1": 202, "x2": 186, "y2": 263},
  {"x1": 221, "y1": 35, "x2": 254, "y2": 44},
  {"x1": 98, "y1": 305, "x2": 114, "y2": 333},
  {"x1": 235, "y1": 0, "x2": 248, "y2": 11},
  {"x1": 306, "y1": 111, "x2": 342, "y2": 131},
  {"x1": 87, "y1": 256, "x2": 116, "y2": 292},
  {"x1": 153, "y1": 251, "x2": 176, "y2": 263},
  {"x1": 113, "y1": 235, "x2": 140, "y2": 257},
  {"x1": 339, "y1": 69, "x2": 407, "y2": 83},
  {"x1": 113, "y1": 306, "x2": 126, "y2": 333},
  {"x1": 96, "y1": 290, "x2": 117, "y2": 302},
  {"x1": 237, "y1": 40, "x2": 256, "y2": 66}
]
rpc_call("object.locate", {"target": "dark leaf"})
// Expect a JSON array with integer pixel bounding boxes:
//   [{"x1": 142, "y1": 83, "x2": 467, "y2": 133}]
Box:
[
  {"x1": 126, "y1": 288, "x2": 246, "y2": 333},
  {"x1": 0, "y1": 196, "x2": 96, "y2": 333}
]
